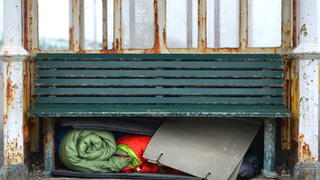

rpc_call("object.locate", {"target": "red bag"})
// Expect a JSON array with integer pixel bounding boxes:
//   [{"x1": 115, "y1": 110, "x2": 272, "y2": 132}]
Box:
[{"x1": 117, "y1": 135, "x2": 160, "y2": 173}]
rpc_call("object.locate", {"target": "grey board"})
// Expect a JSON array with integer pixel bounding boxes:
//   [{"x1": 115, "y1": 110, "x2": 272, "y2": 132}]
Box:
[{"x1": 143, "y1": 118, "x2": 261, "y2": 180}]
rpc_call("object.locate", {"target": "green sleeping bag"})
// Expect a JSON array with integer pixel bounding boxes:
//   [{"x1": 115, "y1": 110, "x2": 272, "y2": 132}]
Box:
[{"x1": 58, "y1": 129, "x2": 132, "y2": 173}]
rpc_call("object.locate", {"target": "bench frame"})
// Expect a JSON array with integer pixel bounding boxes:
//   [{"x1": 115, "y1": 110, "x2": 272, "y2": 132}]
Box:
[{"x1": 29, "y1": 54, "x2": 291, "y2": 179}]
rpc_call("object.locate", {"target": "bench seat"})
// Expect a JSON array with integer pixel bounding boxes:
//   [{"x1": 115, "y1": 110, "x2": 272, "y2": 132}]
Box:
[{"x1": 29, "y1": 104, "x2": 290, "y2": 118}]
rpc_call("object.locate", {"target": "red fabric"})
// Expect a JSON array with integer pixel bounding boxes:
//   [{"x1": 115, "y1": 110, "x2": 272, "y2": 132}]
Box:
[{"x1": 116, "y1": 134, "x2": 160, "y2": 173}]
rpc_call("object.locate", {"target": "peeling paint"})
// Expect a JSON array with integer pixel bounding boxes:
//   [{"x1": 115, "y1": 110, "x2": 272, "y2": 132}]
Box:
[
  {"x1": 6, "y1": 78, "x2": 15, "y2": 109},
  {"x1": 3, "y1": 114, "x2": 8, "y2": 125},
  {"x1": 69, "y1": 27, "x2": 74, "y2": 50},
  {"x1": 300, "y1": 24, "x2": 308, "y2": 37},
  {"x1": 298, "y1": 134, "x2": 316, "y2": 162},
  {"x1": 291, "y1": 60, "x2": 299, "y2": 148}
]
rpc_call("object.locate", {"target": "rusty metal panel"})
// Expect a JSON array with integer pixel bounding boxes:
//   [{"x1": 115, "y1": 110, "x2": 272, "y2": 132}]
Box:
[
  {"x1": 239, "y1": 0, "x2": 248, "y2": 50},
  {"x1": 114, "y1": 0, "x2": 122, "y2": 50},
  {"x1": 102, "y1": 0, "x2": 108, "y2": 49},
  {"x1": 26, "y1": 0, "x2": 38, "y2": 51},
  {"x1": 2, "y1": 60, "x2": 25, "y2": 165},
  {"x1": 281, "y1": 0, "x2": 293, "y2": 53},
  {"x1": 198, "y1": 0, "x2": 206, "y2": 49},
  {"x1": 69, "y1": 0, "x2": 84, "y2": 52},
  {"x1": 154, "y1": 0, "x2": 167, "y2": 52}
]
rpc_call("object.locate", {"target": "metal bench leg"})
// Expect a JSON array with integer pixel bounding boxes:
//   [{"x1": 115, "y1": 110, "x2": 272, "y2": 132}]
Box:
[
  {"x1": 42, "y1": 118, "x2": 55, "y2": 177},
  {"x1": 262, "y1": 118, "x2": 278, "y2": 179}
]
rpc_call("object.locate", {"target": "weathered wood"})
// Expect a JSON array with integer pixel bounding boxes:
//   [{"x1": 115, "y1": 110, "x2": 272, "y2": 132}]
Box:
[
  {"x1": 29, "y1": 105, "x2": 291, "y2": 118},
  {"x1": 30, "y1": 54, "x2": 290, "y2": 118},
  {"x1": 36, "y1": 70, "x2": 283, "y2": 78},
  {"x1": 35, "y1": 87, "x2": 283, "y2": 96},
  {"x1": 36, "y1": 78, "x2": 283, "y2": 87},
  {"x1": 36, "y1": 61, "x2": 283, "y2": 69},
  {"x1": 35, "y1": 97, "x2": 284, "y2": 105},
  {"x1": 36, "y1": 53, "x2": 282, "y2": 60}
]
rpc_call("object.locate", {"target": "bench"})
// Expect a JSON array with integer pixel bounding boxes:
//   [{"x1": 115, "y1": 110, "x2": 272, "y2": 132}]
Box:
[{"x1": 28, "y1": 53, "x2": 291, "y2": 178}]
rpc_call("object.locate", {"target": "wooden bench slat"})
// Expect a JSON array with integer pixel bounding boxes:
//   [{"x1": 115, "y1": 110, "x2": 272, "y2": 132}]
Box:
[
  {"x1": 35, "y1": 97, "x2": 284, "y2": 105},
  {"x1": 36, "y1": 79, "x2": 283, "y2": 87},
  {"x1": 36, "y1": 70, "x2": 283, "y2": 78},
  {"x1": 35, "y1": 87, "x2": 283, "y2": 96},
  {"x1": 28, "y1": 104, "x2": 291, "y2": 118},
  {"x1": 36, "y1": 61, "x2": 283, "y2": 69}
]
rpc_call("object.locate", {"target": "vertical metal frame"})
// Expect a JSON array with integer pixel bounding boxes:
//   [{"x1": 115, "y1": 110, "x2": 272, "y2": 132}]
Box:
[
  {"x1": 69, "y1": 0, "x2": 84, "y2": 52},
  {"x1": 26, "y1": 0, "x2": 294, "y2": 54}
]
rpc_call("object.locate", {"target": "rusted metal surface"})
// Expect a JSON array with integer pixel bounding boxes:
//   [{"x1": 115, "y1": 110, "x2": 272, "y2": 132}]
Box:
[
  {"x1": 69, "y1": 0, "x2": 84, "y2": 52},
  {"x1": 23, "y1": 0, "x2": 29, "y2": 50},
  {"x1": 0, "y1": 0, "x2": 30, "y2": 179},
  {"x1": 113, "y1": 0, "x2": 122, "y2": 50},
  {"x1": 263, "y1": 118, "x2": 278, "y2": 179},
  {"x1": 27, "y1": 0, "x2": 38, "y2": 51},
  {"x1": 239, "y1": 0, "x2": 248, "y2": 50},
  {"x1": 292, "y1": 0, "x2": 297, "y2": 48},
  {"x1": 198, "y1": 0, "x2": 206, "y2": 50},
  {"x1": 43, "y1": 118, "x2": 56, "y2": 176},
  {"x1": 102, "y1": 0, "x2": 108, "y2": 50},
  {"x1": 294, "y1": 162, "x2": 320, "y2": 180},
  {"x1": 281, "y1": 0, "x2": 293, "y2": 54},
  {"x1": 24, "y1": 0, "x2": 293, "y2": 54},
  {"x1": 2, "y1": 60, "x2": 26, "y2": 165},
  {"x1": 298, "y1": 134, "x2": 316, "y2": 162},
  {"x1": 281, "y1": 59, "x2": 292, "y2": 150},
  {"x1": 295, "y1": 59, "x2": 320, "y2": 162},
  {"x1": 291, "y1": 59, "x2": 299, "y2": 151}
]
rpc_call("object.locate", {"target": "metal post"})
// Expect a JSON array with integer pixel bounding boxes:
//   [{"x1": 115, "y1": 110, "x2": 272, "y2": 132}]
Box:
[
  {"x1": 214, "y1": 0, "x2": 220, "y2": 48},
  {"x1": 263, "y1": 119, "x2": 278, "y2": 178},
  {"x1": 114, "y1": 0, "x2": 122, "y2": 50},
  {"x1": 186, "y1": 0, "x2": 193, "y2": 48},
  {"x1": 198, "y1": 0, "x2": 207, "y2": 49},
  {"x1": 102, "y1": 0, "x2": 108, "y2": 49},
  {"x1": 69, "y1": 0, "x2": 84, "y2": 52},
  {"x1": 42, "y1": 118, "x2": 55, "y2": 176},
  {"x1": 0, "y1": 0, "x2": 29, "y2": 179},
  {"x1": 293, "y1": 0, "x2": 320, "y2": 179}
]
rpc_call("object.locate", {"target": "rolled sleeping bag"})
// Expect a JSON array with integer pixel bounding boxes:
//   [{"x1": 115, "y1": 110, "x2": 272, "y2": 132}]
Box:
[{"x1": 58, "y1": 129, "x2": 132, "y2": 173}]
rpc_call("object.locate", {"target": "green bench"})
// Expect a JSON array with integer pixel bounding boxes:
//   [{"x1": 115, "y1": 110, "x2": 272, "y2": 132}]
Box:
[{"x1": 29, "y1": 54, "x2": 291, "y2": 178}]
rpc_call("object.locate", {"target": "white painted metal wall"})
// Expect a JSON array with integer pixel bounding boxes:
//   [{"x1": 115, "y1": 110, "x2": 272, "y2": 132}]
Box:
[{"x1": 0, "y1": 0, "x2": 4, "y2": 168}]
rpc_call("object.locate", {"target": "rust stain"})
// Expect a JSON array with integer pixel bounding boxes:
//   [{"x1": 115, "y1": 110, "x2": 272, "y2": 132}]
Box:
[
  {"x1": 69, "y1": 27, "x2": 74, "y2": 50},
  {"x1": 245, "y1": 4, "x2": 248, "y2": 47},
  {"x1": 24, "y1": 0, "x2": 29, "y2": 49},
  {"x1": 300, "y1": 24, "x2": 308, "y2": 37},
  {"x1": 153, "y1": 0, "x2": 160, "y2": 50},
  {"x1": 6, "y1": 78, "x2": 14, "y2": 108},
  {"x1": 291, "y1": 60, "x2": 299, "y2": 148},
  {"x1": 281, "y1": 59, "x2": 292, "y2": 149},
  {"x1": 298, "y1": 134, "x2": 316, "y2": 162},
  {"x1": 162, "y1": 27, "x2": 167, "y2": 46},
  {"x1": 114, "y1": 38, "x2": 121, "y2": 50},
  {"x1": 292, "y1": 0, "x2": 297, "y2": 47},
  {"x1": 3, "y1": 50, "x2": 9, "y2": 56},
  {"x1": 5, "y1": 138, "x2": 23, "y2": 164},
  {"x1": 3, "y1": 114, "x2": 8, "y2": 125},
  {"x1": 23, "y1": 61, "x2": 31, "y2": 145}
]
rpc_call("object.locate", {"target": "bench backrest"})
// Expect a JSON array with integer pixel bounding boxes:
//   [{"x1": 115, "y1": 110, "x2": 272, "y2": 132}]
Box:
[{"x1": 34, "y1": 54, "x2": 285, "y2": 107}]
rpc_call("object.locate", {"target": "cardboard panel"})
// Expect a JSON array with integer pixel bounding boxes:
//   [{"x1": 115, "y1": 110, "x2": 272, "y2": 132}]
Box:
[{"x1": 144, "y1": 118, "x2": 261, "y2": 180}]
